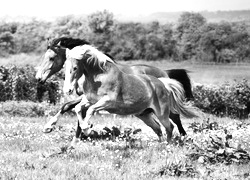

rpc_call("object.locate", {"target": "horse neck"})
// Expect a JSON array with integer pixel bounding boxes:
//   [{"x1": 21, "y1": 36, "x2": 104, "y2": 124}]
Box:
[
  {"x1": 59, "y1": 48, "x2": 67, "y2": 65},
  {"x1": 77, "y1": 60, "x2": 119, "y2": 86}
]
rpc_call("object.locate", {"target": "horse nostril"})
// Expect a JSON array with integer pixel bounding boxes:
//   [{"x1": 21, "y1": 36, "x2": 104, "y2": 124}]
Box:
[
  {"x1": 67, "y1": 89, "x2": 73, "y2": 95},
  {"x1": 37, "y1": 78, "x2": 46, "y2": 84}
]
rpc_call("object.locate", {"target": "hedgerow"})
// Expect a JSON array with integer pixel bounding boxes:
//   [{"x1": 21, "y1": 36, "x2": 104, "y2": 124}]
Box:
[
  {"x1": 0, "y1": 65, "x2": 249, "y2": 118},
  {"x1": 193, "y1": 79, "x2": 250, "y2": 119},
  {"x1": 0, "y1": 65, "x2": 62, "y2": 104}
]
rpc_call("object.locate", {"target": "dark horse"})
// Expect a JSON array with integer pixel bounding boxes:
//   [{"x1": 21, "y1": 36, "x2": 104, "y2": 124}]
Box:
[
  {"x1": 36, "y1": 37, "x2": 194, "y2": 136},
  {"x1": 63, "y1": 44, "x2": 197, "y2": 146}
]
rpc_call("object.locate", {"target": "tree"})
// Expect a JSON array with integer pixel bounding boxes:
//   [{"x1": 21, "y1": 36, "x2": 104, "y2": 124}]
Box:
[
  {"x1": 160, "y1": 24, "x2": 178, "y2": 60},
  {"x1": 87, "y1": 10, "x2": 114, "y2": 34},
  {"x1": 198, "y1": 22, "x2": 250, "y2": 63},
  {"x1": 86, "y1": 10, "x2": 115, "y2": 54},
  {"x1": 15, "y1": 20, "x2": 50, "y2": 54},
  {"x1": 175, "y1": 12, "x2": 206, "y2": 60},
  {"x1": 51, "y1": 15, "x2": 90, "y2": 39},
  {"x1": 0, "y1": 22, "x2": 17, "y2": 56}
]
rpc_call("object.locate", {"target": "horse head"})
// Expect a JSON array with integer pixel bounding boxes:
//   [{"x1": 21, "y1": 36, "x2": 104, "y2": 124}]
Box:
[
  {"x1": 63, "y1": 50, "x2": 80, "y2": 95},
  {"x1": 35, "y1": 38, "x2": 66, "y2": 83},
  {"x1": 36, "y1": 37, "x2": 90, "y2": 83},
  {"x1": 63, "y1": 45, "x2": 114, "y2": 95}
]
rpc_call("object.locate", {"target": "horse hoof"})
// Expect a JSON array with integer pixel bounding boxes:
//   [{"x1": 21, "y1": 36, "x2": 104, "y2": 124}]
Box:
[
  {"x1": 82, "y1": 128, "x2": 92, "y2": 136},
  {"x1": 68, "y1": 145, "x2": 75, "y2": 151},
  {"x1": 70, "y1": 137, "x2": 80, "y2": 148},
  {"x1": 159, "y1": 136, "x2": 165, "y2": 143},
  {"x1": 42, "y1": 127, "x2": 53, "y2": 133}
]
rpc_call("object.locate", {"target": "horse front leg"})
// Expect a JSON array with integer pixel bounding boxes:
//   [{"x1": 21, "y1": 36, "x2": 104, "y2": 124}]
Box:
[
  {"x1": 43, "y1": 111, "x2": 61, "y2": 133},
  {"x1": 70, "y1": 107, "x2": 87, "y2": 147},
  {"x1": 71, "y1": 95, "x2": 111, "y2": 147},
  {"x1": 71, "y1": 95, "x2": 91, "y2": 147},
  {"x1": 78, "y1": 96, "x2": 111, "y2": 135},
  {"x1": 43, "y1": 97, "x2": 82, "y2": 133}
]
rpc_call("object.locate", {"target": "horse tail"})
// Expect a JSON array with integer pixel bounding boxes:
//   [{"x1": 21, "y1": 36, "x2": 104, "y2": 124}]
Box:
[
  {"x1": 158, "y1": 78, "x2": 198, "y2": 119},
  {"x1": 165, "y1": 69, "x2": 194, "y2": 101}
]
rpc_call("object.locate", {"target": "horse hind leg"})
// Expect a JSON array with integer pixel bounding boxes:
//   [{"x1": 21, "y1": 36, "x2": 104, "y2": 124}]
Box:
[
  {"x1": 136, "y1": 111, "x2": 164, "y2": 142},
  {"x1": 169, "y1": 112, "x2": 187, "y2": 136},
  {"x1": 156, "y1": 110, "x2": 174, "y2": 143}
]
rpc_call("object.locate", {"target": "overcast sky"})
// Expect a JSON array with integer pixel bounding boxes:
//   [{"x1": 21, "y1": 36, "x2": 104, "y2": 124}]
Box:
[{"x1": 1, "y1": 0, "x2": 250, "y2": 18}]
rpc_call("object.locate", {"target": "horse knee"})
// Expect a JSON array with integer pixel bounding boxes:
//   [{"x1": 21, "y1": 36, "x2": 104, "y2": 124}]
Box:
[{"x1": 86, "y1": 106, "x2": 95, "y2": 117}]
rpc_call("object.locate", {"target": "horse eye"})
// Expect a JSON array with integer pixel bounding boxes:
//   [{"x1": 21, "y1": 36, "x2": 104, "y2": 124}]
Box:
[
  {"x1": 50, "y1": 57, "x2": 55, "y2": 61},
  {"x1": 73, "y1": 67, "x2": 77, "y2": 71}
]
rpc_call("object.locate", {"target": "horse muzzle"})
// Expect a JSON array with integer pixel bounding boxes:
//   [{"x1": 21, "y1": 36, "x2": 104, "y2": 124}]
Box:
[
  {"x1": 35, "y1": 69, "x2": 50, "y2": 83},
  {"x1": 63, "y1": 86, "x2": 74, "y2": 95}
]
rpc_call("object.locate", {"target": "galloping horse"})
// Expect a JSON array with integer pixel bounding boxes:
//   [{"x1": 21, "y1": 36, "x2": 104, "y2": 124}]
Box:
[
  {"x1": 36, "y1": 37, "x2": 193, "y2": 136},
  {"x1": 63, "y1": 45, "x2": 197, "y2": 145}
]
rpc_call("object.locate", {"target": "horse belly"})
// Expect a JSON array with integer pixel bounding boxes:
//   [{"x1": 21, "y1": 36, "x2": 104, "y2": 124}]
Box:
[
  {"x1": 106, "y1": 103, "x2": 148, "y2": 115},
  {"x1": 107, "y1": 93, "x2": 151, "y2": 115},
  {"x1": 107, "y1": 75, "x2": 153, "y2": 115}
]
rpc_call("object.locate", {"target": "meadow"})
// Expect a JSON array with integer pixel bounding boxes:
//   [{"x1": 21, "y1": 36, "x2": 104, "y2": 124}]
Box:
[
  {"x1": 1, "y1": 113, "x2": 250, "y2": 180},
  {"x1": 0, "y1": 54, "x2": 250, "y2": 179},
  {"x1": 126, "y1": 60, "x2": 250, "y2": 85}
]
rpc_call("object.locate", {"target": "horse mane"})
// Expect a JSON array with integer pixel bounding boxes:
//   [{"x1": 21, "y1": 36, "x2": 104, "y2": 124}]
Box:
[
  {"x1": 67, "y1": 45, "x2": 115, "y2": 70},
  {"x1": 48, "y1": 37, "x2": 115, "y2": 60},
  {"x1": 49, "y1": 37, "x2": 90, "y2": 50}
]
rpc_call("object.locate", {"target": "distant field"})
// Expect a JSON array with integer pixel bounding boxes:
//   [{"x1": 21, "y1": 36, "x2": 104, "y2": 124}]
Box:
[
  {"x1": 126, "y1": 60, "x2": 250, "y2": 85},
  {"x1": 0, "y1": 53, "x2": 42, "y2": 67},
  {"x1": 1, "y1": 54, "x2": 250, "y2": 85}
]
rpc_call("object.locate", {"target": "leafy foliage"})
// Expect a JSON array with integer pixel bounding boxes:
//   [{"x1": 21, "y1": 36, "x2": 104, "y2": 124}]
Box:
[
  {"x1": 1, "y1": 64, "x2": 250, "y2": 119},
  {"x1": 188, "y1": 119, "x2": 250, "y2": 165},
  {"x1": 0, "y1": 65, "x2": 61, "y2": 103},
  {"x1": 1, "y1": 11, "x2": 250, "y2": 62},
  {"x1": 87, "y1": 10, "x2": 114, "y2": 34},
  {"x1": 193, "y1": 80, "x2": 250, "y2": 119},
  {"x1": 1, "y1": 113, "x2": 250, "y2": 179}
]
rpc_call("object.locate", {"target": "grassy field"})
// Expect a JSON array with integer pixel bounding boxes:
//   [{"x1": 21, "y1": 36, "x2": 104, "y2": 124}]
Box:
[
  {"x1": 0, "y1": 54, "x2": 41, "y2": 67},
  {"x1": 126, "y1": 60, "x2": 250, "y2": 85},
  {"x1": 1, "y1": 54, "x2": 250, "y2": 179},
  {"x1": 1, "y1": 113, "x2": 250, "y2": 180}
]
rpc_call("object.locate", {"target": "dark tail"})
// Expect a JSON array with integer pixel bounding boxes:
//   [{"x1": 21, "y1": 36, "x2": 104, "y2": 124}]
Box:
[{"x1": 165, "y1": 69, "x2": 194, "y2": 101}]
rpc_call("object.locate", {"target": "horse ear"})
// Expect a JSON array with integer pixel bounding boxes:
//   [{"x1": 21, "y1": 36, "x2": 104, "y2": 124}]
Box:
[
  {"x1": 47, "y1": 38, "x2": 51, "y2": 47},
  {"x1": 56, "y1": 41, "x2": 61, "y2": 47}
]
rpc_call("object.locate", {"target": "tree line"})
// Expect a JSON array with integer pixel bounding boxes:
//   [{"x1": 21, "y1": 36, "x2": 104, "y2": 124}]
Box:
[{"x1": 1, "y1": 11, "x2": 250, "y2": 63}]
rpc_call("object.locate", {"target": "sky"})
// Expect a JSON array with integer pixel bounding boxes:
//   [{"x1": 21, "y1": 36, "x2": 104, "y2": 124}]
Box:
[{"x1": 1, "y1": 0, "x2": 250, "y2": 19}]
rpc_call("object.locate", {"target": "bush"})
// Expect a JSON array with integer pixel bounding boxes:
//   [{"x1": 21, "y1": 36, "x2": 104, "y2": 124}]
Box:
[
  {"x1": 0, "y1": 65, "x2": 62, "y2": 103},
  {"x1": 0, "y1": 101, "x2": 73, "y2": 117},
  {"x1": 1, "y1": 64, "x2": 250, "y2": 119},
  {"x1": 193, "y1": 79, "x2": 250, "y2": 119}
]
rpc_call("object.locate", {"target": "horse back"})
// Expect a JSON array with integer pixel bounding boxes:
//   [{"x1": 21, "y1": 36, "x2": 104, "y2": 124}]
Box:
[{"x1": 130, "y1": 64, "x2": 168, "y2": 78}]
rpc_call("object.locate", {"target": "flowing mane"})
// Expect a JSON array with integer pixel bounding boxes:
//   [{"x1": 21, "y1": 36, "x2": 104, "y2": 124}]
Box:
[
  {"x1": 48, "y1": 37, "x2": 115, "y2": 60},
  {"x1": 49, "y1": 37, "x2": 90, "y2": 49},
  {"x1": 67, "y1": 45, "x2": 115, "y2": 69}
]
